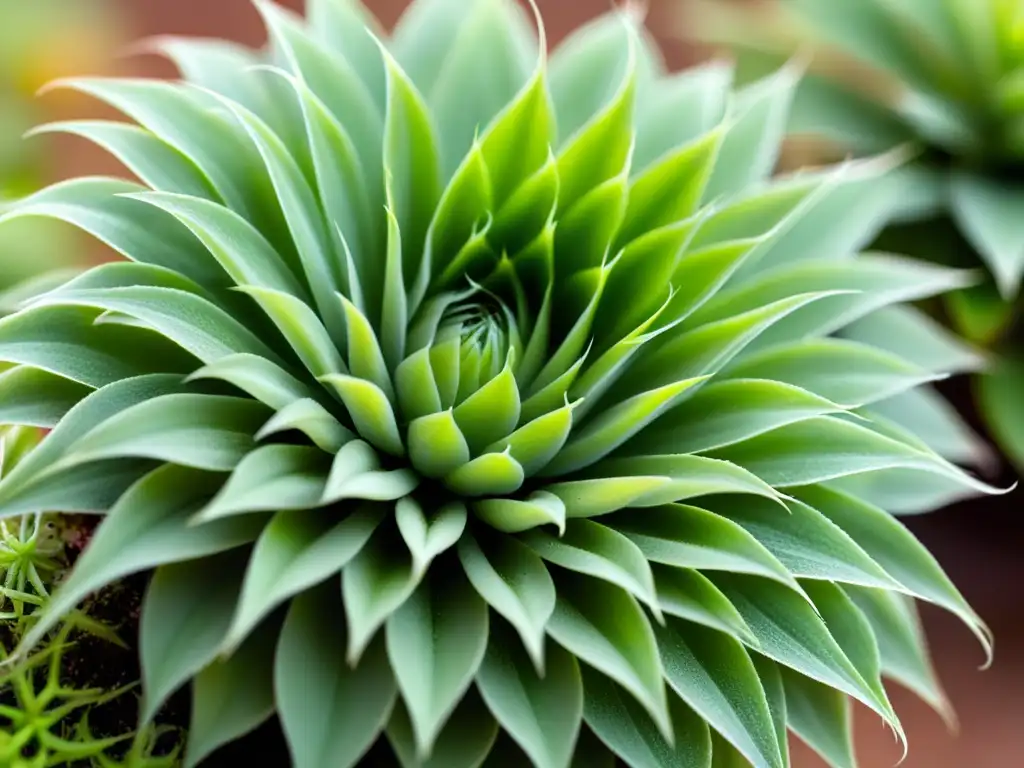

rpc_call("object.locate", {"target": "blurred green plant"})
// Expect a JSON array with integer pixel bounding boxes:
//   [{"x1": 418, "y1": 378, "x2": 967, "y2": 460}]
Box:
[
  {"x1": 687, "y1": 0, "x2": 1024, "y2": 472},
  {"x1": 0, "y1": 0, "x2": 1009, "y2": 766}
]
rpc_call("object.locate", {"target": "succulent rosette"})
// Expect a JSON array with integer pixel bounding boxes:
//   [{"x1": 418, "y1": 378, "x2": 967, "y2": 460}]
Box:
[
  {"x1": 689, "y1": 0, "x2": 1024, "y2": 471},
  {"x1": 0, "y1": 1, "x2": 1004, "y2": 766}
]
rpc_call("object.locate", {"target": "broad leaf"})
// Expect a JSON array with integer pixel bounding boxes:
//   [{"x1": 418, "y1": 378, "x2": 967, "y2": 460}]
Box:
[
  {"x1": 545, "y1": 572, "x2": 671, "y2": 741},
  {"x1": 0, "y1": 366, "x2": 92, "y2": 428},
  {"x1": 655, "y1": 619, "x2": 784, "y2": 768},
  {"x1": 950, "y1": 171, "x2": 1024, "y2": 298},
  {"x1": 701, "y1": 495, "x2": 899, "y2": 589},
  {"x1": 845, "y1": 586, "x2": 950, "y2": 721},
  {"x1": 386, "y1": 569, "x2": 489, "y2": 758},
  {"x1": 139, "y1": 550, "x2": 249, "y2": 723},
  {"x1": 608, "y1": 504, "x2": 799, "y2": 593},
  {"x1": 457, "y1": 532, "x2": 555, "y2": 673},
  {"x1": 651, "y1": 566, "x2": 756, "y2": 645},
  {"x1": 780, "y1": 667, "x2": 856, "y2": 768},
  {"x1": 710, "y1": 416, "x2": 1000, "y2": 494},
  {"x1": 55, "y1": 394, "x2": 269, "y2": 472},
  {"x1": 793, "y1": 485, "x2": 991, "y2": 659},
  {"x1": 276, "y1": 584, "x2": 397, "y2": 768},
  {"x1": 634, "y1": 379, "x2": 845, "y2": 455},
  {"x1": 476, "y1": 626, "x2": 583, "y2": 768},
  {"x1": 342, "y1": 521, "x2": 420, "y2": 664},
  {"x1": 18, "y1": 463, "x2": 264, "y2": 654},
  {"x1": 395, "y1": 497, "x2": 467, "y2": 577},
  {"x1": 710, "y1": 574, "x2": 897, "y2": 729},
  {"x1": 223, "y1": 505, "x2": 385, "y2": 653},
  {"x1": 387, "y1": 688, "x2": 500, "y2": 768},
  {"x1": 584, "y1": 667, "x2": 713, "y2": 768},
  {"x1": 185, "y1": 617, "x2": 279, "y2": 768},
  {"x1": 193, "y1": 444, "x2": 331, "y2": 522},
  {"x1": 521, "y1": 520, "x2": 662, "y2": 620}
]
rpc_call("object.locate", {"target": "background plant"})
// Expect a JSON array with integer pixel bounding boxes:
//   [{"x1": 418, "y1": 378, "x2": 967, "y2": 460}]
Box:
[
  {"x1": 687, "y1": 0, "x2": 1024, "y2": 474},
  {"x1": 0, "y1": 0, "x2": 1007, "y2": 766},
  {"x1": 0, "y1": 427, "x2": 179, "y2": 766}
]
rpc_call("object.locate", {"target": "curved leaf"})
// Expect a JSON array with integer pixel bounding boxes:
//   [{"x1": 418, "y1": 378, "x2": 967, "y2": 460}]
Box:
[
  {"x1": 609, "y1": 504, "x2": 800, "y2": 593},
  {"x1": 477, "y1": 626, "x2": 583, "y2": 768},
  {"x1": 542, "y1": 378, "x2": 707, "y2": 476},
  {"x1": 56, "y1": 394, "x2": 269, "y2": 472},
  {"x1": 0, "y1": 304, "x2": 196, "y2": 388},
  {"x1": 139, "y1": 549, "x2": 248, "y2": 723},
  {"x1": 184, "y1": 617, "x2": 278, "y2": 768},
  {"x1": 779, "y1": 667, "x2": 856, "y2": 768},
  {"x1": 546, "y1": 572, "x2": 670, "y2": 742},
  {"x1": 386, "y1": 569, "x2": 489, "y2": 758},
  {"x1": 193, "y1": 445, "x2": 330, "y2": 521},
  {"x1": 395, "y1": 497, "x2": 467, "y2": 578},
  {"x1": 18, "y1": 463, "x2": 264, "y2": 655},
  {"x1": 186, "y1": 352, "x2": 315, "y2": 410},
  {"x1": 701, "y1": 495, "x2": 899, "y2": 590},
  {"x1": 30, "y1": 285, "x2": 282, "y2": 364},
  {"x1": 473, "y1": 492, "x2": 566, "y2": 536},
  {"x1": 387, "y1": 688, "x2": 500, "y2": 768},
  {"x1": 276, "y1": 584, "x2": 397, "y2": 768},
  {"x1": 583, "y1": 667, "x2": 712, "y2": 768},
  {"x1": 634, "y1": 378, "x2": 846, "y2": 455},
  {"x1": 321, "y1": 374, "x2": 405, "y2": 456},
  {"x1": 0, "y1": 366, "x2": 92, "y2": 428},
  {"x1": 711, "y1": 415, "x2": 1002, "y2": 495},
  {"x1": 654, "y1": 619, "x2": 783, "y2": 768},
  {"x1": 342, "y1": 521, "x2": 420, "y2": 664},
  {"x1": 793, "y1": 485, "x2": 991, "y2": 658},
  {"x1": 223, "y1": 505, "x2": 385, "y2": 653},
  {"x1": 457, "y1": 532, "x2": 555, "y2": 673},
  {"x1": 844, "y1": 586, "x2": 950, "y2": 721},
  {"x1": 710, "y1": 574, "x2": 897, "y2": 730},
  {"x1": 521, "y1": 520, "x2": 662, "y2": 621},
  {"x1": 256, "y1": 397, "x2": 353, "y2": 453},
  {"x1": 380, "y1": 44, "x2": 441, "y2": 282},
  {"x1": 651, "y1": 565, "x2": 756, "y2": 646},
  {"x1": 724, "y1": 338, "x2": 940, "y2": 408}
]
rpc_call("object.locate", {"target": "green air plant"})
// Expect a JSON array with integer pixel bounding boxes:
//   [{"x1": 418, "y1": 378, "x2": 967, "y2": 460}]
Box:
[
  {"x1": 0, "y1": 430, "x2": 179, "y2": 766},
  {"x1": 0, "y1": 512, "x2": 63, "y2": 629},
  {"x1": 0, "y1": 624, "x2": 136, "y2": 767},
  {"x1": 0, "y1": 0, "x2": 1007, "y2": 766},
  {"x1": 0, "y1": 425, "x2": 124, "y2": 645},
  {"x1": 0, "y1": 427, "x2": 62, "y2": 632},
  {"x1": 686, "y1": 0, "x2": 1024, "y2": 472}
]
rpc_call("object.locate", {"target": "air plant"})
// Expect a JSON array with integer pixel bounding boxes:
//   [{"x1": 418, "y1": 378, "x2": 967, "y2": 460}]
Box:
[
  {"x1": 0, "y1": 428, "x2": 63, "y2": 632},
  {"x1": 0, "y1": 625, "x2": 135, "y2": 767},
  {"x1": 0, "y1": 1, "x2": 1005, "y2": 766}
]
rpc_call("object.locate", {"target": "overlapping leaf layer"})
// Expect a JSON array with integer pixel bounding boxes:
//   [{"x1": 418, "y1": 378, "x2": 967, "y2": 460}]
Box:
[
  {"x1": 691, "y1": 0, "x2": 1024, "y2": 471},
  {"x1": 0, "y1": 1, "x2": 1003, "y2": 766}
]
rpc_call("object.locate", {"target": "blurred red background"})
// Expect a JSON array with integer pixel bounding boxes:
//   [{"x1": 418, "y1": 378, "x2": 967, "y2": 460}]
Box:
[{"x1": 28, "y1": 1, "x2": 1024, "y2": 765}]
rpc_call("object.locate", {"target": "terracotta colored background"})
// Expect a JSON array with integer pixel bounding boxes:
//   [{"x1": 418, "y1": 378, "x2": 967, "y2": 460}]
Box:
[{"x1": 35, "y1": 1, "x2": 1024, "y2": 766}]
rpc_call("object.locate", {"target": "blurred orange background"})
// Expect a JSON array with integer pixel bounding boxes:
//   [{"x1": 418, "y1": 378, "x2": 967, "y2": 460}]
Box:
[{"x1": 15, "y1": 1, "x2": 1024, "y2": 766}]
